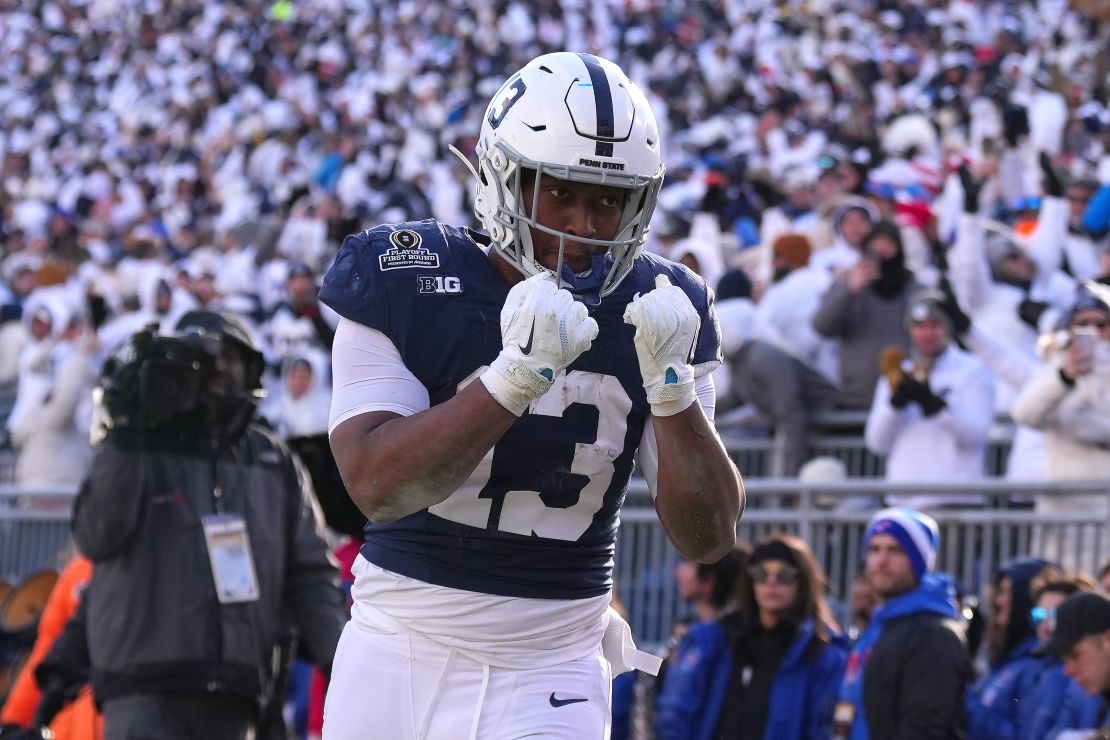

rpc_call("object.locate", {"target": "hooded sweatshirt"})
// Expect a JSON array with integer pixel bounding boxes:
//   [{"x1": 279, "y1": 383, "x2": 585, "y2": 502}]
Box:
[
  {"x1": 840, "y1": 573, "x2": 964, "y2": 740},
  {"x1": 991, "y1": 558, "x2": 1052, "y2": 669}
]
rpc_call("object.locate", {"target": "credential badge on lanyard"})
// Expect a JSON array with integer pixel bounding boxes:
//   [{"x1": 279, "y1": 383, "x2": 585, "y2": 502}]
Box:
[{"x1": 202, "y1": 514, "x2": 261, "y2": 604}]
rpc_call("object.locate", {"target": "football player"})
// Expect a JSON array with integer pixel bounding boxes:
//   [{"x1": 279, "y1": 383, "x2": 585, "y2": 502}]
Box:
[{"x1": 321, "y1": 52, "x2": 744, "y2": 739}]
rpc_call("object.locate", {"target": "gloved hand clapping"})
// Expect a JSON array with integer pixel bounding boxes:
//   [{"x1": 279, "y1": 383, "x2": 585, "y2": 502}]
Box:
[
  {"x1": 481, "y1": 273, "x2": 599, "y2": 416},
  {"x1": 890, "y1": 377, "x2": 947, "y2": 417},
  {"x1": 624, "y1": 274, "x2": 700, "y2": 416}
]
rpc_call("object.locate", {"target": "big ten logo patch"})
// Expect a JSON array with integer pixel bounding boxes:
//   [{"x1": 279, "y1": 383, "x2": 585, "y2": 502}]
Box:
[
  {"x1": 379, "y1": 229, "x2": 439, "y2": 270},
  {"x1": 418, "y1": 275, "x2": 463, "y2": 295}
]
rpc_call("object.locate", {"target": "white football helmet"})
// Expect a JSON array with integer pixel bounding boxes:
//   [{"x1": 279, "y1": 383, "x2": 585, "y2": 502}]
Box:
[{"x1": 469, "y1": 52, "x2": 665, "y2": 302}]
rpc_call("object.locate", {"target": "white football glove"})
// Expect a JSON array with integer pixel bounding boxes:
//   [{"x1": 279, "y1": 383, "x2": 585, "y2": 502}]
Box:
[
  {"x1": 623, "y1": 274, "x2": 699, "y2": 416},
  {"x1": 481, "y1": 273, "x2": 599, "y2": 416}
]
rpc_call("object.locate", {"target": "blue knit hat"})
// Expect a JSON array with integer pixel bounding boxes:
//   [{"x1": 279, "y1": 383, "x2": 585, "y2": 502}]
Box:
[{"x1": 864, "y1": 507, "x2": 940, "y2": 582}]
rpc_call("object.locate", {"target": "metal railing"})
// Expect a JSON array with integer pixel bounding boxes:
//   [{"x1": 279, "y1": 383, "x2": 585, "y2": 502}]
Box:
[
  {"x1": 613, "y1": 478, "x2": 1109, "y2": 650},
  {"x1": 0, "y1": 411, "x2": 1017, "y2": 485},
  {"x1": 0, "y1": 449, "x2": 16, "y2": 486},
  {"x1": 0, "y1": 487, "x2": 76, "y2": 584},
  {"x1": 2, "y1": 479, "x2": 1107, "y2": 652},
  {"x1": 716, "y1": 409, "x2": 1016, "y2": 478}
]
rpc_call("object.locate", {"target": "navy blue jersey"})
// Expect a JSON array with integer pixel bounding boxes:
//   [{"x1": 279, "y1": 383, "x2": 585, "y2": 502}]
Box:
[{"x1": 320, "y1": 219, "x2": 722, "y2": 599}]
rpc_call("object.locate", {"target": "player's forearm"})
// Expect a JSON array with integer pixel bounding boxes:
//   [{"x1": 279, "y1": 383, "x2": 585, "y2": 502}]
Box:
[
  {"x1": 331, "y1": 382, "x2": 516, "y2": 524},
  {"x1": 651, "y1": 404, "x2": 744, "y2": 562}
]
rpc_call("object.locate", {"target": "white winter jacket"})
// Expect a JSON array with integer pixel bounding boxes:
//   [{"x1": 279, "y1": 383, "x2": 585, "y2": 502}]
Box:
[
  {"x1": 752, "y1": 266, "x2": 839, "y2": 385},
  {"x1": 949, "y1": 213, "x2": 1075, "y2": 410},
  {"x1": 1010, "y1": 344, "x2": 1110, "y2": 481},
  {"x1": 865, "y1": 344, "x2": 996, "y2": 507},
  {"x1": 9, "y1": 342, "x2": 96, "y2": 487}
]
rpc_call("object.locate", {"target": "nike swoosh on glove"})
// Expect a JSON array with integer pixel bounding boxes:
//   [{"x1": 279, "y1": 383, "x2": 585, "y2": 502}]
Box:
[
  {"x1": 481, "y1": 273, "x2": 599, "y2": 416},
  {"x1": 623, "y1": 274, "x2": 699, "y2": 416}
]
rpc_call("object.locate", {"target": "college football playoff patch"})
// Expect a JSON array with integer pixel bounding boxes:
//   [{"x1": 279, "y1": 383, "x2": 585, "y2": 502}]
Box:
[{"x1": 379, "y1": 229, "x2": 440, "y2": 270}]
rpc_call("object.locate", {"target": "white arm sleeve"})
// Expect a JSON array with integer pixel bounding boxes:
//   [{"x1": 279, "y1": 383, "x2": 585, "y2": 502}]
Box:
[
  {"x1": 328, "y1": 318, "x2": 431, "y2": 435},
  {"x1": 638, "y1": 373, "x2": 717, "y2": 499}
]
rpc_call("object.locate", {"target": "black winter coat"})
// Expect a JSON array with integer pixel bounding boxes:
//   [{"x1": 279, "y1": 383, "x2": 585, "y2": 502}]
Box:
[
  {"x1": 72, "y1": 423, "x2": 345, "y2": 707},
  {"x1": 862, "y1": 611, "x2": 973, "y2": 739}
]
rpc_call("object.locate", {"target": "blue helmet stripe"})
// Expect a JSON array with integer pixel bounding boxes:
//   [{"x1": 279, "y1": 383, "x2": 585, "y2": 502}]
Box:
[{"x1": 576, "y1": 53, "x2": 615, "y2": 158}]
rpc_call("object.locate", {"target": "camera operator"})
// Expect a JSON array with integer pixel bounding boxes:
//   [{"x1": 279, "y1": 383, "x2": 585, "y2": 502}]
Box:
[{"x1": 71, "y1": 310, "x2": 345, "y2": 740}]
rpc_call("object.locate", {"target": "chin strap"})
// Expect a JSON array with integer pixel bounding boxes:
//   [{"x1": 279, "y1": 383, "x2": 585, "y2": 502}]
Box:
[{"x1": 556, "y1": 253, "x2": 607, "y2": 308}]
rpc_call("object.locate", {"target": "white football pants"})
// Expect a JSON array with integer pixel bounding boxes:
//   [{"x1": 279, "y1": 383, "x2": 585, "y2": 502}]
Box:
[{"x1": 322, "y1": 622, "x2": 612, "y2": 740}]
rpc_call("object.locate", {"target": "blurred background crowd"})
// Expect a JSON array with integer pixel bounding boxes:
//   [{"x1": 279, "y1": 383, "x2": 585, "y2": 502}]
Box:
[
  {"x1": 1, "y1": 0, "x2": 1110, "y2": 737},
  {"x1": 1, "y1": 0, "x2": 1109, "y2": 487}
]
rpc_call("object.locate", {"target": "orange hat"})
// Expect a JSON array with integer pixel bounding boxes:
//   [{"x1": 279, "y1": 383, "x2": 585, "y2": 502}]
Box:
[
  {"x1": 34, "y1": 261, "x2": 69, "y2": 287},
  {"x1": 772, "y1": 233, "x2": 812, "y2": 270}
]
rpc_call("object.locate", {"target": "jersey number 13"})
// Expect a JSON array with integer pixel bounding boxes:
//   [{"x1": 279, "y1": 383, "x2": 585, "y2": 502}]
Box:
[{"x1": 428, "y1": 370, "x2": 633, "y2": 542}]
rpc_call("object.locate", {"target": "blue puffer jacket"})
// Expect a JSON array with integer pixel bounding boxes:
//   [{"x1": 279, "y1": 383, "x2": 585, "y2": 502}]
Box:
[
  {"x1": 1015, "y1": 661, "x2": 1102, "y2": 740},
  {"x1": 966, "y1": 636, "x2": 1040, "y2": 739},
  {"x1": 966, "y1": 649, "x2": 1102, "y2": 740},
  {"x1": 655, "y1": 616, "x2": 848, "y2": 740}
]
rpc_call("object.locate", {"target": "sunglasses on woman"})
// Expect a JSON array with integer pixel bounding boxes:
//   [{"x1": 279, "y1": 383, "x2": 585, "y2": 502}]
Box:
[
  {"x1": 749, "y1": 563, "x2": 800, "y2": 585},
  {"x1": 1030, "y1": 606, "x2": 1056, "y2": 626}
]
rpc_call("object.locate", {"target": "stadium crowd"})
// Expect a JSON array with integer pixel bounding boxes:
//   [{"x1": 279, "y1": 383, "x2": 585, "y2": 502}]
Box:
[{"x1": 1, "y1": 0, "x2": 1110, "y2": 737}]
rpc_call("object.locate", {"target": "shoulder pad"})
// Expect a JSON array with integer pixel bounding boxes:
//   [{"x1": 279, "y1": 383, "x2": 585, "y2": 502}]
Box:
[{"x1": 320, "y1": 219, "x2": 456, "y2": 333}]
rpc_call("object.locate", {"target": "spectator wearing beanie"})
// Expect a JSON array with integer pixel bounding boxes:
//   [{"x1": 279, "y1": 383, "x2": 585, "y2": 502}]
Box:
[
  {"x1": 837, "y1": 508, "x2": 971, "y2": 740},
  {"x1": 726, "y1": 257, "x2": 840, "y2": 474},
  {"x1": 1030, "y1": 166, "x2": 1104, "y2": 281},
  {"x1": 1011, "y1": 285, "x2": 1110, "y2": 480},
  {"x1": 1011, "y1": 284, "x2": 1110, "y2": 572},
  {"x1": 947, "y1": 168, "x2": 1076, "y2": 481},
  {"x1": 864, "y1": 290, "x2": 995, "y2": 508},
  {"x1": 810, "y1": 197, "x2": 877, "y2": 276},
  {"x1": 813, "y1": 221, "x2": 925, "y2": 409},
  {"x1": 948, "y1": 209, "x2": 1075, "y2": 393},
  {"x1": 753, "y1": 232, "x2": 840, "y2": 386},
  {"x1": 717, "y1": 270, "x2": 754, "y2": 304},
  {"x1": 771, "y1": 233, "x2": 813, "y2": 282}
]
